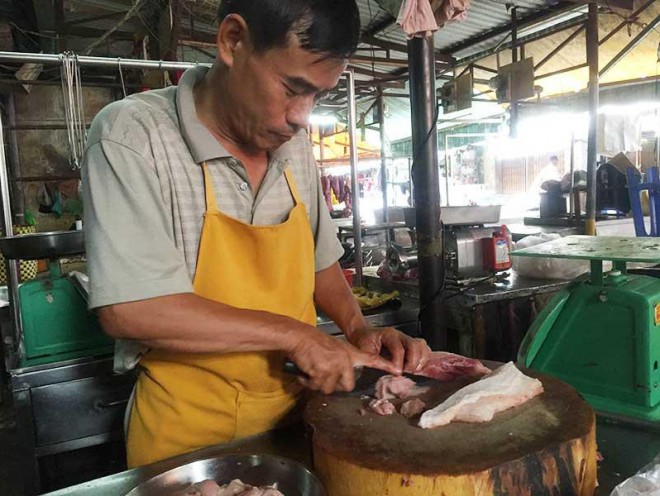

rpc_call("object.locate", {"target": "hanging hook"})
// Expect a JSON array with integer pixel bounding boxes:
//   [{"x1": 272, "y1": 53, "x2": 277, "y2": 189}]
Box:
[{"x1": 117, "y1": 57, "x2": 127, "y2": 98}]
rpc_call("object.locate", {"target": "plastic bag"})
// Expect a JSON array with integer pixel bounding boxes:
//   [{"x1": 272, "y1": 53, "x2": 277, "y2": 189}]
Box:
[
  {"x1": 611, "y1": 453, "x2": 660, "y2": 495},
  {"x1": 512, "y1": 233, "x2": 590, "y2": 280}
]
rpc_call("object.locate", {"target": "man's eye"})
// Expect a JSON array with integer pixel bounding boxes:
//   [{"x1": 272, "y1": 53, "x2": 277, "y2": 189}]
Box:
[{"x1": 284, "y1": 85, "x2": 300, "y2": 98}]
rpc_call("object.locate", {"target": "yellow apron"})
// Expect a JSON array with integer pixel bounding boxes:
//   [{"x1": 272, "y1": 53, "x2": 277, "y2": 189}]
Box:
[{"x1": 126, "y1": 162, "x2": 316, "y2": 467}]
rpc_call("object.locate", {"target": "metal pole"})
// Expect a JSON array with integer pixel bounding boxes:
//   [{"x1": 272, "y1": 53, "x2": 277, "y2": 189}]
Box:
[
  {"x1": 511, "y1": 6, "x2": 518, "y2": 64},
  {"x1": 346, "y1": 70, "x2": 363, "y2": 286},
  {"x1": 0, "y1": 106, "x2": 22, "y2": 364},
  {"x1": 0, "y1": 50, "x2": 210, "y2": 71},
  {"x1": 377, "y1": 90, "x2": 389, "y2": 242},
  {"x1": 569, "y1": 132, "x2": 575, "y2": 218},
  {"x1": 510, "y1": 6, "x2": 519, "y2": 138},
  {"x1": 444, "y1": 135, "x2": 450, "y2": 206},
  {"x1": 585, "y1": 2, "x2": 599, "y2": 236},
  {"x1": 408, "y1": 36, "x2": 445, "y2": 351}
]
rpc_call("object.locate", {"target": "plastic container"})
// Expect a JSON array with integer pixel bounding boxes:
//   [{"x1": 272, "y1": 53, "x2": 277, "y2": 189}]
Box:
[{"x1": 482, "y1": 225, "x2": 512, "y2": 271}]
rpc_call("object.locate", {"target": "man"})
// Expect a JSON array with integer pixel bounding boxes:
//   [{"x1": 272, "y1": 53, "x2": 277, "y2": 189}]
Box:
[
  {"x1": 82, "y1": 0, "x2": 431, "y2": 468},
  {"x1": 532, "y1": 155, "x2": 562, "y2": 193}
]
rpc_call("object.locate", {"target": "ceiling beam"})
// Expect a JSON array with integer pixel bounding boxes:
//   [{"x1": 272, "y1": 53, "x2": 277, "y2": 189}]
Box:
[
  {"x1": 599, "y1": 13, "x2": 660, "y2": 78},
  {"x1": 456, "y1": 13, "x2": 588, "y2": 66},
  {"x1": 63, "y1": 11, "x2": 127, "y2": 28},
  {"x1": 361, "y1": 35, "x2": 455, "y2": 64},
  {"x1": 442, "y1": 1, "x2": 582, "y2": 56}
]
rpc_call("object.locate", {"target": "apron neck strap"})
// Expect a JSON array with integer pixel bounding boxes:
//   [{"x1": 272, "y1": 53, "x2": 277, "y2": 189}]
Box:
[
  {"x1": 201, "y1": 161, "x2": 302, "y2": 212},
  {"x1": 201, "y1": 162, "x2": 219, "y2": 212},
  {"x1": 283, "y1": 167, "x2": 303, "y2": 205}
]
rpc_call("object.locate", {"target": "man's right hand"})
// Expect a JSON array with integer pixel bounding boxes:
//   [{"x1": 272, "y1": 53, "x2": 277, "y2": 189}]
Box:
[{"x1": 286, "y1": 329, "x2": 402, "y2": 394}]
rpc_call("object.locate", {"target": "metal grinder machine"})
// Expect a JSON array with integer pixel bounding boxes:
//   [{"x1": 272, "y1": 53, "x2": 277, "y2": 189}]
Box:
[{"x1": 513, "y1": 235, "x2": 660, "y2": 421}]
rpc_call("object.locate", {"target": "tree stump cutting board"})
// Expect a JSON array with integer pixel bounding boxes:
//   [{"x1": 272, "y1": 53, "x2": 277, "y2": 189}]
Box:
[{"x1": 304, "y1": 369, "x2": 597, "y2": 496}]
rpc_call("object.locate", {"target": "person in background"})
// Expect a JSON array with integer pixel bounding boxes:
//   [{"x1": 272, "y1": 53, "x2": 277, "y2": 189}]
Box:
[
  {"x1": 82, "y1": 0, "x2": 431, "y2": 468},
  {"x1": 531, "y1": 155, "x2": 562, "y2": 193}
]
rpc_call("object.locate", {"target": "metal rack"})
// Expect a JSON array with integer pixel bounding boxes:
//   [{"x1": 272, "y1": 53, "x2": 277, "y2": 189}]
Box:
[{"x1": 0, "y1": 50, "x2": 363, "y2": 361}]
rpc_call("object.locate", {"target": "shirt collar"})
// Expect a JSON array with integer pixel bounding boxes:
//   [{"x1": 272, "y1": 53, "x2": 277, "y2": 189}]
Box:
[
  {"x1": 176, "y1": 66, "x2": 232, "y2": 163},
  {"x1": 176, "y1": 66, "x2": 297, "y2": 172}
]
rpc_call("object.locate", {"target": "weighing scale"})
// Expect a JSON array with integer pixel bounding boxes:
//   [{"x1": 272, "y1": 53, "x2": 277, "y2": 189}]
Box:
[
  {"x1": 0, "y1": 231, "x2": 113, "y2": 366},
  {"x1": 513, "y1": 235, "x2": 660, "y2": 422}
]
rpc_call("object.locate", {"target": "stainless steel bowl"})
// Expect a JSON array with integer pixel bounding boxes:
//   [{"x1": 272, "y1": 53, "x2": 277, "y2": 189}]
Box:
[
  {"x1": 0, "y1": 230, "x2": 84, "y2": 260},
  {"x1": 125, "y1": 454, "x2": 326, "y2": 496}
]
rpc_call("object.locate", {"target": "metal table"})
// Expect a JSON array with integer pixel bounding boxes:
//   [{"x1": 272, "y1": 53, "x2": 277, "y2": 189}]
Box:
[
  {"x1": 363, "y1": 269, "x2": 571, "y2": 360},
  {"x1": 43, "y1": 413, "x2": 660, "y2": 496}
]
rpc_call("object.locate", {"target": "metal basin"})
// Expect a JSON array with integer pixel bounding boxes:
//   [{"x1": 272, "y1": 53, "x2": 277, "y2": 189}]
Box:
[
  {"x1": 125, "y1": 454, "x2": 326, "y2": 496},
  {"x1": 0, "y1": 230, "x2": 84, "y2": 260}
]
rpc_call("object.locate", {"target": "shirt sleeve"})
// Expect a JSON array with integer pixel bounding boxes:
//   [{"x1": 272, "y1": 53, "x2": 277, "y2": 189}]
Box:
[
  {"x1": 305, "y1": 146, "x2": 345, "y2": 272},
  {"x1": 82, "y1": 139, "x2": 194, "y2": 309}
]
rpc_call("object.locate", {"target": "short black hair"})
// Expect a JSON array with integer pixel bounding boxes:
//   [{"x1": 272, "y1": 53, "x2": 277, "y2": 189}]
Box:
[
  {"x1": 550, "y1": 155, "x2": 559, "y2": 162},
  {"x1": 218, "y1": 0, "x2": 361, "y2": 59}
]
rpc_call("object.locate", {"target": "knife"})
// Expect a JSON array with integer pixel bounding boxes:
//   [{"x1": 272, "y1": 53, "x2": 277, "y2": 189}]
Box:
[{"x1": 283, "y1": 360, "x2": 366, "y2": 379}]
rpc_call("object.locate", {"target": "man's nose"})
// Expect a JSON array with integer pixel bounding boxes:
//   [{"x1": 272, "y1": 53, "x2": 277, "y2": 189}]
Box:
[{"x1": 287, "y1": 95, "x2": 316, "y2": 131}]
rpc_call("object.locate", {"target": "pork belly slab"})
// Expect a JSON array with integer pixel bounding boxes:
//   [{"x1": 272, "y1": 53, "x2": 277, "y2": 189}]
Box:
[
  {"x1": 417, "y1": 351, "x2": 491, "y2": 381},
  {"x1": 418, "y1": 362, "x2": 544, "y2": 429}
]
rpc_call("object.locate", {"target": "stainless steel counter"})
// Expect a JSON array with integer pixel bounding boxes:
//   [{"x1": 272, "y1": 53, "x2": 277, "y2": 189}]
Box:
[
  {"x1": 446, "y1": 270, "x2": 570, "y2": 306},
  {"x1": 45, "y1": 413, "x2": 660, "y2": 496},
  {"x1": 363, "y1": 269, "x2": 570, "y2": 306}
]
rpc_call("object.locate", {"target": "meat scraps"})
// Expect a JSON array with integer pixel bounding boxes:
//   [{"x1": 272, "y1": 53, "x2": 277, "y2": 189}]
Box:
[
  {"x1": 368, "y1": 398, "x2": 396, "y2": 415},
  {"x1": 374, "y1": 375, "x2": 429, "y2": 400},
  {"x1": 419, "y1": 362, "x2": 544, "y2": 429},
  {"x1": 416, "y1": 351, "x2": 491, "y2": 381},
  {"x1": 400, "y1": 398, "x2": 426, "y2": 419},
  {"x1": 177, "y1": 479, "x2": 284, "y2": 496},
  {"x1": 369, "y1": 376, "x2": 427, "y2": 416}
]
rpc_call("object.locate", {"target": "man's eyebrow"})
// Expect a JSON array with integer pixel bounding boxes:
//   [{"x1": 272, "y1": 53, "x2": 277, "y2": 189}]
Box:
[{"x1": 285, "y1": 76, "x2": 323, "y2": 94}]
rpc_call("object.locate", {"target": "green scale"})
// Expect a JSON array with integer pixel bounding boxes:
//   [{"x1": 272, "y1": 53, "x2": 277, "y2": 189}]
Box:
[
  {"x1": 0, "y1": 231, "x2": 113, "y2": 367},
  {"x1": 513, "y1": 235, "x2": 660, "y2": 422}
]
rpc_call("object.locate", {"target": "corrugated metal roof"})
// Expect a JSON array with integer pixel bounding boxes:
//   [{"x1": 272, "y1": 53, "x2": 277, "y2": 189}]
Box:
[
  {"x1": 62, "y1": 0, "x2": 568, "y2": 74},
  {"x1": 374, "y1": 0, "x2": 562, "y2": 55}
]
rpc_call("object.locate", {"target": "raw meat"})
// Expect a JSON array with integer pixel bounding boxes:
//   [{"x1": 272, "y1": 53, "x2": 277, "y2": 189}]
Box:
[
  {"x1": 177, "y1": 479, "x2": 284, "y2": 496},
  {"x1": 419, "y1": 362, "x2": 544, "y2": 429},
  {"x1": 400, "y1": 398, "x2": 426, "y2": 419},
  {"x1": 368, "y1": 398, "x2": 396, "y2": 415},
  {"x1": 179, "y1": 480, "x2": 221, "y2": 496},
  {"x1": 416, "y1": 352, "x2": 491, "y2": 381},
  {"x1": 374, "y1": 375, "x2": 429, "y2": 400}
]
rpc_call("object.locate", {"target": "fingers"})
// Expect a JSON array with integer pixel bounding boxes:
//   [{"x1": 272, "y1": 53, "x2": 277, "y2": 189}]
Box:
[
  {"x1": 288, "y1": 333, "x2": 356, "y2": 394},
  {"x1": 354, "y1": 348, "x2": 402, "y2": 376},
  {"x1": 404, "y1": 338, "x2": 432, "y2": 373},
  {"x1": 381, "y1": 330, "x2": 406, "y2": 373}
]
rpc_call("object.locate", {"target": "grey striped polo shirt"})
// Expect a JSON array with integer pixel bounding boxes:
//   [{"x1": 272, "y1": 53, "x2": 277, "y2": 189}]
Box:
[{"x1": 82, "y1": 66, "x2": 343, "y2": 372}]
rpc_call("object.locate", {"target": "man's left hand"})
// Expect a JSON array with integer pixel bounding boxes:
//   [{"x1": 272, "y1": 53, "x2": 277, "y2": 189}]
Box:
[{"x1": 347, "y1": 327, "x2": 431, "y2": 374}]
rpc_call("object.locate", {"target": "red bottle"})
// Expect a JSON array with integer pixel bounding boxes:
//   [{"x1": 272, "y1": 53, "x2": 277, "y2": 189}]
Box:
[{"x1": 482, "y1": 225, "x2": 512, "y2": 271}]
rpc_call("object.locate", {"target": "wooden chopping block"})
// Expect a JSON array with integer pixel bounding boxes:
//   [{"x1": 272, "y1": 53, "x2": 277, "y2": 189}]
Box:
[{"x1": 304, "y1": 371, "x2": 597, "y2": 496}]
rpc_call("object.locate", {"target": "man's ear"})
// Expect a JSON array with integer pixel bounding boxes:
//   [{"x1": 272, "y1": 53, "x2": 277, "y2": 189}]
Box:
[{"x1": 216, "y1": 13, "x2": 250, "y2": 68}]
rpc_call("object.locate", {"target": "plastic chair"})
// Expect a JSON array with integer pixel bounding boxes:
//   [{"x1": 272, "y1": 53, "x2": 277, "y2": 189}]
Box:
[{"x1": 626, "y1": 166, "x2": 660, "y2": 237}]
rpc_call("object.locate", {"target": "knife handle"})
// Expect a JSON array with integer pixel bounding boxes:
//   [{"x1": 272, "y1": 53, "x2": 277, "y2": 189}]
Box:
[{"x1": 283, "y1": 360, "x2": 309, "y2": 378}]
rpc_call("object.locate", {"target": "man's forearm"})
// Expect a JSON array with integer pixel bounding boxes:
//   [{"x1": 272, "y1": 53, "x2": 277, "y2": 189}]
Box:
[
  {"x1": 98, "y1": 293, "x2": 309, "y2": 354},
  {"x1": 314, "y1": 263, "x2": 367, "y2": 338}
]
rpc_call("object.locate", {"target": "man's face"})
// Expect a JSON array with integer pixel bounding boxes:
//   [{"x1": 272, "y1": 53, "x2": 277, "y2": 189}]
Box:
[{"x1": 223, "y1": 37, "x2": 347, "y2": 152}]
